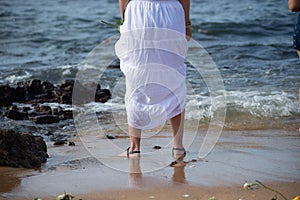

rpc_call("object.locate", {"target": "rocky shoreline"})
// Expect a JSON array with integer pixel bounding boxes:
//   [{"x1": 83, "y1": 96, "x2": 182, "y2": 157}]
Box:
[
  {"x1": 0, "y1": 79, "x2": 111, "y2": 123},
  {"x1": 0, "y1": 79, "x2": 111, "y2": 168}
]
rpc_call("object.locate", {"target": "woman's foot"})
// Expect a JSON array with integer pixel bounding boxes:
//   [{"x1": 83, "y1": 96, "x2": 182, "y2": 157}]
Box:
[{"x1": 172, "y1": 147, "x2": 186, "y2": 160}]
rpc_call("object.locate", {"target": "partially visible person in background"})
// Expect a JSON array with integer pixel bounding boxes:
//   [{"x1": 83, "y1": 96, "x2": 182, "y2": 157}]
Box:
[
  {"x1": 288, "y1": 0, "x2": 300, "y2": 57},
  {"x1": 288, "y1": 1, "x2": 300, "y2": 126}
]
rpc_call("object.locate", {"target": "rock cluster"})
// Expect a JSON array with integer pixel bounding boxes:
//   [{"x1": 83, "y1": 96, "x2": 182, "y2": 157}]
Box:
[
  {"x1": 0, "y1": 79, "x2": 111, "y2": 106},
  {"x1": 0, "y1": 79, "x2": 111, "y2": 124},
  {"x1": 0, "y1": 79, "x2": 111, "y2": 168}
]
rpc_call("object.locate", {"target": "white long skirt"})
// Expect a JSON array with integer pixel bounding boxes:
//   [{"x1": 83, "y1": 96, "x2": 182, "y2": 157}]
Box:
[{"x1": 115, "y1": 0, "x2": 188, "y2": 129}]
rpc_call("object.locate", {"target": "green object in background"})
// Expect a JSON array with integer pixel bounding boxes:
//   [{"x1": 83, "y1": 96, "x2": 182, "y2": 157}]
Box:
[{"x1": 100, "y1": 19, "x2": 122, "y2": 32}]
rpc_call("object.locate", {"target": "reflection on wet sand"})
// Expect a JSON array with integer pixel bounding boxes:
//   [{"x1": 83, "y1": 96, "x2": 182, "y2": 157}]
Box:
[
  {"x1": 172, "y1": 164, "x2": 186, "y2": 184},
  {"x1": 129, "y1": 156, "x2": 187, "y2": 187},
  {"x1": 129, "y1": 156, "x2": 142, "y2": 187}
]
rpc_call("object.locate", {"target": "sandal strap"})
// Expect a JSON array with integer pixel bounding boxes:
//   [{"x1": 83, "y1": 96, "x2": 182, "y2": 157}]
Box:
[
  {"x1": 126, "y1": 147, "x2": 141, "y2": 158},
  {"x1": 129, "y1": 150, "x2": 141, "y2": 154}
]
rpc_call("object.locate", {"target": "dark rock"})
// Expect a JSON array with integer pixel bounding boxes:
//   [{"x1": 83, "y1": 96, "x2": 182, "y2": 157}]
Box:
[
  {"x1": 153, "y1": 145, "x2": 162, "y2": 150},
  {"x1": 5, "y1": 105, "x2": 27, "y2": 120},
  {"x1": 95, "y1": 88, "x2": 111, "y2": 103},
  {"x1": 22, "y1": 106, "x2": 31, "y2": 112},
  {"x1": 60, "y1": 93, "x2": 72, "y2": 104},
  {"x1": 6, "y1": 109, "x2": 27, "y2": 120},
  {"x1": 106, "y1": 135, "x2": 115, "y2": 139},
  {"x1": 0, "y1": 129, "x2": 47, "y2": 168},
  {"x1": 42, "y1": 81, "x2": 54, "y2": 91},
  {"x1": 0, "y1": 85, "x2": 12, "y2": 107},
  {"x1": 27, "y1": 79, "x2": 42, "y2": 96},
  {"x1": 39, "y1": 105, "x2": 52, "y2": 114},
  {"x1": 11, "y1": 85, "x2": 27, "y2": 102},
  {"x1": 31, "y1": 115, "x2": 60, "y2": 124},
  {"x1": 53, "y1": 140, "x2": 65, "y2": 146},
  {"x1": 68, "y1": 141, "x2": 75, "y2": 146}
]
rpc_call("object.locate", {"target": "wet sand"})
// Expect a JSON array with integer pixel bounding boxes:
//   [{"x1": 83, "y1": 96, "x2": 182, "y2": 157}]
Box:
[
  {"x1": 1, "y1": 129, "x2": 299, "y2": 199},
  {"x1": 4, "y1": 182, "x2": 300, "y2": 200},
  {"x1": 70, "y1": 182, "x2": 300, "y2": 200}
]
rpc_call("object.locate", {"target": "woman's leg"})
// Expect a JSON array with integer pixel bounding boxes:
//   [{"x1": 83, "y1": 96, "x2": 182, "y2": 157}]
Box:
[
  {"x1": 118, "y1": 125, "x2": 141, "y2": 157},
  {"x1": 297, "y1": 50, "x2": 300, "y2": 57},
  {"x1": 128, "y1": 125, "x2": 141, "y2": 152},
  {"x1": 171, "y1": 111, "x2": 185, "y2": 157}
]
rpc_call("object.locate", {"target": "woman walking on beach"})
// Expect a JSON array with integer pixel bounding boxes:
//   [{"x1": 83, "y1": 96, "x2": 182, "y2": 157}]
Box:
[{"x1": 116, "y1": 0, "x2": 191, "y2": 159}]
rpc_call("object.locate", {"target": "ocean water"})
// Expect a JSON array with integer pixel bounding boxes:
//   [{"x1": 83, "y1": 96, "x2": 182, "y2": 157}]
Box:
[{"x1": 0, "y1": 0, "x2": 299, "y2": 130}]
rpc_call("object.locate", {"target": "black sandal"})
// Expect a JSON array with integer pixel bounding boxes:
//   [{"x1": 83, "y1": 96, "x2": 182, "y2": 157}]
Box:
[
  {"x1": 126, "y1": 147, "x2": 141, "y2": 158},
  {"x1": 172, "y1": 147, "x2": 186, "y2": 159}
]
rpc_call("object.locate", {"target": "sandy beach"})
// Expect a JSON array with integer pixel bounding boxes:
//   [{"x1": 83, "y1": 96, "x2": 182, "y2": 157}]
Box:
[
  {"x1": 7, "y1": 183, "x2": 299, "y2": 200},
  {"x1": 1, "y1": 129, "x2": 299, "y2": 199}
]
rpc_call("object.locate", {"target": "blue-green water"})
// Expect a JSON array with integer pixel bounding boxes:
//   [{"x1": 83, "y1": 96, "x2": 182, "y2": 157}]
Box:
[{"x1": 0, "y1": 0, "x2": 299, "y2": 128}]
